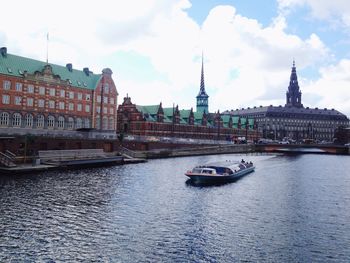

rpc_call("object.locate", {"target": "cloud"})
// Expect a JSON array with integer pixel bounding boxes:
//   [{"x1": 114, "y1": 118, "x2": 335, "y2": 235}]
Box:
[
  {"x1": 1, "y1": 1, "x2": 348, "y2": 117},
  {"x1": 302, "y1": 59, "x2": 350, "y2": 115},
  {"x1": 196, "y1": 5, "x2": 328, "y2": 111},
  {"x1": 277, "y1": 0, "x2": 350, "y2": 27}
]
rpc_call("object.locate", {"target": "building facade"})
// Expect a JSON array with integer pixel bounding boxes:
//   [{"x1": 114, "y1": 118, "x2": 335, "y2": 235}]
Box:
[
  {"x1": 0, "y1": 47, "x2": 118, "y2": 138},
  {"x1": 117, "y1": 58, "x2": 259, "y2": 142},
  {"x1": 223, "y1": 62, "x2": 349, "y2": 142},
  {"x1": 117, "y1": 96, "x2": 258, "y2": 141}
]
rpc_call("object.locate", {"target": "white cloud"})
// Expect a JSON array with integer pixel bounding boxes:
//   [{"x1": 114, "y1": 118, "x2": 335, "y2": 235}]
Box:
[
  {"x1": 278, "y1": 0, "x2": 350, "y2": 27},
  {"x1": 302, "y1": 59, "x2": 350, "y2": 115},
  {"x1": 1, "y1": 1, "x2": 348, "y2": 117}
]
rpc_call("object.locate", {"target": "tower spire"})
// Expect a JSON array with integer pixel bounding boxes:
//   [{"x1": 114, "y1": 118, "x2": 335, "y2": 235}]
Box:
[
  {"x1": 285, "y1": 60, "x2": 303, "y2": 108},
  {"x1": 196, "y1": 52, "x2": 209, "y2": 113}
]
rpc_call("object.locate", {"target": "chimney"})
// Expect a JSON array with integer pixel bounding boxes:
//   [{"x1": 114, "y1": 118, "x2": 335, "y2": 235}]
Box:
[
  {"x1": 66, "y1": 63, "x2": 73, "y2": 72},
  {"x1": 83, "y1": 67, "x2": 89, "y2": 76},
  {"x1": 0, "y1": 47, "x2": 7, "y2": 57}
]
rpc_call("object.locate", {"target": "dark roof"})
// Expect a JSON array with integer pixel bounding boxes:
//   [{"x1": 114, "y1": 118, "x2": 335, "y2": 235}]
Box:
[{"x1": 224, "y1": 105, "x2": 349, "y2": 120}]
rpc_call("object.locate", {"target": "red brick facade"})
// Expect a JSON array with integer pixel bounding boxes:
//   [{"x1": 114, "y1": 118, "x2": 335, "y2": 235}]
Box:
[
  {"x1": 117, "y1": 96, "x2": 260, "y2": 141},
  {"x1": 0, "y1": 56, "x2": 118, "y2": 132}
]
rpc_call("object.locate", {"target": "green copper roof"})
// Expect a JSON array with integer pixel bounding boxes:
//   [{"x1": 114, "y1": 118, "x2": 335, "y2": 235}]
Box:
[{"x1": 0, "y1": 53, "x2": 102, "y2": 90}]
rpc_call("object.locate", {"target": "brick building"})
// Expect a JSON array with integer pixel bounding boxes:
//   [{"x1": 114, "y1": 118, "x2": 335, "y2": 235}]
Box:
[
  {"x1": 117, "y1": 96, "x2": 259, "y2": 142},
  {"x1": 0, "y1": 47, "x2": 118, "y2": 138}
]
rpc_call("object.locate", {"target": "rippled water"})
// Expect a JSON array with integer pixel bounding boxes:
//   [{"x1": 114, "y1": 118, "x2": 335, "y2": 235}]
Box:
[{"x1": 1, "y1": 154, "x2": 350, "y2": 262}]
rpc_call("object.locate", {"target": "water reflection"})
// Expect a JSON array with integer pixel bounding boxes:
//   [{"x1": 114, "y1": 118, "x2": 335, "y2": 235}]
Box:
[{"x1": 1, "y1": 154, "x2": 350, "y2": 262}]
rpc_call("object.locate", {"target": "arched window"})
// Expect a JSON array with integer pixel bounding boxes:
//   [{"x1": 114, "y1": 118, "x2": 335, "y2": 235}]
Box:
[
  {"x1": 37, "y1": 115, "x2": 45, "y2": 128},
  {"x1": 109, "y1": 117, "x2": 114, "y2": 130},
  {"x1": 58, "y1": 116, "x2": 65, "y2": 129},
  {"x1": 68, "y1": 117, "x2": 74, "y2": 130},
  {"x1": 25, "y1": 114, "x2": 33, "y2": 128},
  {"x1": 76, "y1": 118, "x2": 82, "y2": 129},
  {"x1": 0, "y1": 112, "x2": 9, "y2": 126},
  {"x1": 95, "y1": 118, "x2": 100, "y2": 129},
  {"x1": 102, "y1": 117, "x2": 108, "y2": 130},
  {"x1": 47, "y1": 116, "x2": 55, "y2": 128},
  {"x1": 84, "y1": 118, "x2": 90, "y2": 128},
  {"x1": 12, "y1": 113, "x2": 22, "y2": 127}
]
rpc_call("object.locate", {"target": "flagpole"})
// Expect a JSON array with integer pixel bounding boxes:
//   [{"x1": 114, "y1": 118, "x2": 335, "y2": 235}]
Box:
[{"x1": 46, "y1": 32, "x2": 49, "y2": 64}]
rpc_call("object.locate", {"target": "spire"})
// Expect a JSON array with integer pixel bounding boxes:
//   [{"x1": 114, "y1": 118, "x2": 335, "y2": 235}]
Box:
[
  {"x1": 196, "y1": 52, "x2": 209, "y2": 113},
  {"x1": 285, "y1": 60, "x2": 303, "y2": 108}
]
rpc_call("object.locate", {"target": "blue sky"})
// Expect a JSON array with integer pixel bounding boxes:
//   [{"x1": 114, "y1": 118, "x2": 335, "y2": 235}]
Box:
[{"x1": 1, "y1": 0, "x2": 350, "y2": 116}]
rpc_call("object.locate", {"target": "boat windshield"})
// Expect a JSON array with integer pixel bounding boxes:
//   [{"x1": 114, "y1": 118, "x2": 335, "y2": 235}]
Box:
[{"x1": 192, "y1": 168, "x2": 203, "y2": 173}]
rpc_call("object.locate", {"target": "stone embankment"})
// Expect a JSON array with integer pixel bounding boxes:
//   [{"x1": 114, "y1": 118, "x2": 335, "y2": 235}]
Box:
[{"x1": 119, "y1": 144, "x2": 255, "y2": 159}]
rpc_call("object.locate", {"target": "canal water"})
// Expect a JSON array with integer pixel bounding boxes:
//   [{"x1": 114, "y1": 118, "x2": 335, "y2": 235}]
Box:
[{"x1": 0, "y1": 154, "x2": 350, "y2": 262}]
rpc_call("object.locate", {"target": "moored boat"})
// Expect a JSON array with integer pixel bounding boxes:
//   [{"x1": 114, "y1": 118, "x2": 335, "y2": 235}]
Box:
[{"x1": 185, "y1": 160, "x2": 255, "y2": 185}]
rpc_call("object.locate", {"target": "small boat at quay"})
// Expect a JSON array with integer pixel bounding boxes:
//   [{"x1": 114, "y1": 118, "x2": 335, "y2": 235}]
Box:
[{"x1": 185, "y1": 159, "x2": 255, "y2": 185}]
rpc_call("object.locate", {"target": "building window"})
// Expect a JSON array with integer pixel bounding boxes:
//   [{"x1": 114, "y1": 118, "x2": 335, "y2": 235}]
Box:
[
  {"x1": 38, "y1": 99, "x2": 45, "y2": 108},
  {"x1": 77, "y1": 93, "x2": 83, "y2": 100},
  {"x1": 104, "y1": 84, "x2": 109, "y2": 94},
  {"x1": 103, "y1": 117, "x2": 108, "y2": 130},
  {"x1": 109, "y1": 107, "x2": 114, "y2": 115},
  {"x1": 27, "y1": 85, "x2": 34, "y2": 93},
  {"x1": 12, "y1": 113, "x2": 21, "y2": 127},
  {"x1": 16, "y1": 83, "x2": 23, "y2": 92},
  {"x1": 37, "y1": 115, "x2": 44, "y2": 128},
  {"x1": 49, "y1": 100, "x2": 55, "y2": 109},
  {"x1": 103, "y1": 107, "x2": 107, "y2": 114},
  {"x1": 25, "y1": 114, "x2": 33, "y2": 128},
  {"x1": 68, "y1": 117, "x2": 74, "y2": 129},
  {"x1": 76, "y1": 118, "x2": 82, "y2": 129},
  {"x1": 85, "y1": 105, "x2": 90, "y2": 112},
  {"x1": 59, "y1": 102, "x2": 65, "y2": 110},
  {"x1": 97, "y1": 96, "x2": 101, "y2": 103},
  {"x1": 60, "y1": 90, "x2": 65, "y2": 98},
  {"x1": 57, "y1": 116, "x2": 65, "y2": 129},
  {"x1": 49, "y1": 88, "x2": 56, "y2": 96},
  {"x1": 0, "y1": 112, "x2": 9, "y2": 126},
  {"x1": 77, "y1": 104, "x2": 82, "y2": 111},
  {"x1": 109, "y1": 117, "x2": 114, "y2": 130},
  {"x1": 110, "y1": 98, "x2": 114, "y2": 105},
  {"x1": 15, "y1": 96, "x2": 22, "y2": 105},
  {"x1": 69, "y1": 91, "x2": 74, "y2": 99},
  {"x1": 68, "y1": 103, "x2": 74, "y2": 111},
  {"x1": 103, "y1": 96, "x2": 108, "y2": 103},
  {"x1": 2, "y1": 95, "x2": 10, "y2": 104},
  {"x1": 3, "y1": 80, "x2": 11, "y2": 90},
  {"x1": 84, "y1": 119, "x2": 90, "y2": 128},
  {"x1": 86, "y1": 94, "x2": 90, "y2": 101},
  {"x1": 96, "y1": 107, "x2": 100, "y2": 113},
  {"x1": 95, "y1": 118, "x2": 100, "y2": 129},
  {"x1": 47, "y1": 116, "x2": 55, "y2": 128},
  {"x1": 39, "y1": 86, "x2": 46, "y2": 95},
  {"x1": 27, "y1": 98, "x2": 34, "y2": 107}
]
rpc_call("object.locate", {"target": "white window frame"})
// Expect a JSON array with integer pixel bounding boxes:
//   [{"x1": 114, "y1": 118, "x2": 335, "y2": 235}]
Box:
[
  {"x1": 39, "y1": 86, "x2": 46, "y2": 95},
  {"x1": 49, "y1": 100, "x2": 55, "y2": 109},
  {"x1": 47, "y1": 116, "x2": 55, "y2": 128},
  {"x1": 49, "y1": 88, "x2": 56, "y2": 96},
  {"x1": 27, "y1": 98, "x2": 34, "y2": 107},
  {"x1": 0, "y1": 112, "x2": 9, "y2": 126},
  {"x1": 38, "y1": 99, "x2": 45, "y2": 108},
  {"x1": 68, "y1": 103, "x2": 74, "y2": 111},
  {"x1": 15, "y1": 96, "x2": 22, "y2": 105},
  {"x1": 37, "y1": 115, "x2": 44, "y2": 128},
  {"x1": 77, "y1": 104, "x2": 82, "y2": 111},
  {"x1": 15, "y1": 83, "x2": 23, "y2": 92},
  {"x1": 2, "y1": 94, "x2": 10, "y2": 104},
  {"x1": 25, "y1": 114, "x2": 33, "y2": 128},
  {"x1": 3, "y1": 80, "x2": 11, "y2": 90},
  {"x1": 12, "y1": 113, "x2": 21, "y2": 127},
  {"x1": 27, "y1": 85, "x2": 34, "y2": 93},
  {"x1": 57, "y1": 116, "x2": 65, "y2": 129}
]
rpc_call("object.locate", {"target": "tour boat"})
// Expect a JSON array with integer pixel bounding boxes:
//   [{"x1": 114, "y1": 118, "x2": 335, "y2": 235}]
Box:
[{"x1": 185, "y1": 160, "x2": 255, "y2": 185}]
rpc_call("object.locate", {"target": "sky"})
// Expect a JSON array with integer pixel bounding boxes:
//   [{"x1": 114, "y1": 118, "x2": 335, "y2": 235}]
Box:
[{"x1": 1, "y1": 0, "x2": 350, "y2": 116}]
